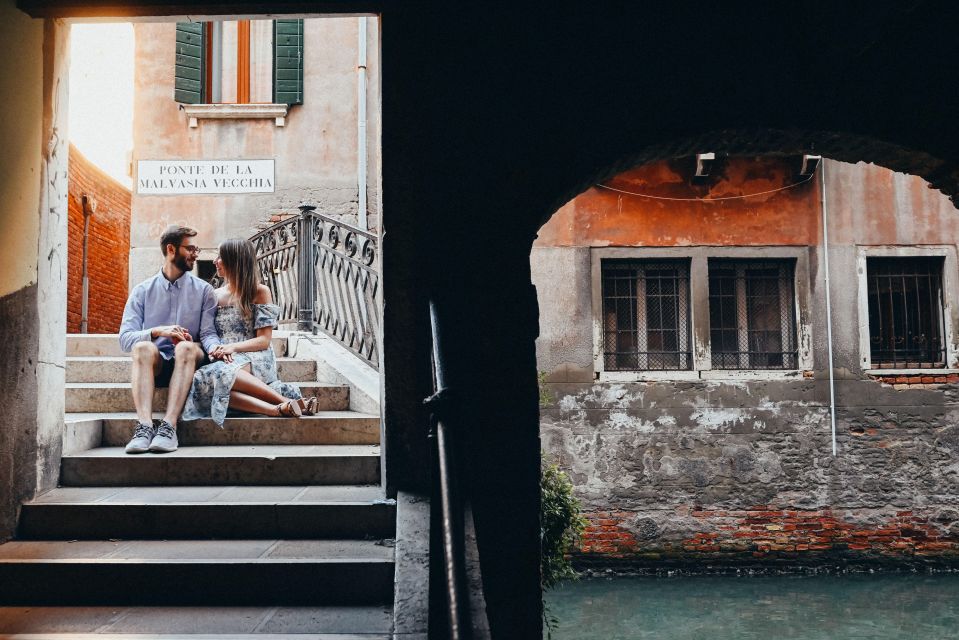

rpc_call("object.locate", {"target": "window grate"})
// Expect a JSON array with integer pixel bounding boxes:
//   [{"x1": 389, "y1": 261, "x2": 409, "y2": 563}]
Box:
[
  {"x1": 708, "y1": 259, "x2": 798, "y2": 369},
  {"x1": 602, "y1": 260, "x2": 691, "y2": 371},
  {"x1": 867, "y1": 257, "x2": 946, "y2": 369}
]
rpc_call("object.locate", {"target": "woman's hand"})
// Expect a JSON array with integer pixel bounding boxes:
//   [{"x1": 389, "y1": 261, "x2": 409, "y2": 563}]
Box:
[{"x1": 209, "y1": 343, "x2": 236, "y2": 363}]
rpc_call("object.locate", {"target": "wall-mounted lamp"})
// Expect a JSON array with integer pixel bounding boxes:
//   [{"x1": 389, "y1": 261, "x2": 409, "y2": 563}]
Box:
[
  {"x1": 695, "y1": 152, "x2": 716, "y2": 177},
  {"x1": 799, "y1": 154, "x2": 822, "y2": 176}
]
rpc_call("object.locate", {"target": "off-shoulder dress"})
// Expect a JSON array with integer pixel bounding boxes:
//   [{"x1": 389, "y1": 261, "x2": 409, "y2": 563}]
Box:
[{"x1": 182, "y1": 303, "x2": 302, "y2": 426}]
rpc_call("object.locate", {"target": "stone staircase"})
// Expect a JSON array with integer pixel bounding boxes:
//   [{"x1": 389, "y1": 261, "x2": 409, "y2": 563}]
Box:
[{"x1": 0, "y1": 333, "x2": 395, "y2": 638}]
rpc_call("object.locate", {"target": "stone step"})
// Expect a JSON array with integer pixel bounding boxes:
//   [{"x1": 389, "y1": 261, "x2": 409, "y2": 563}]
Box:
[
  {"x1": 0, "y1": 539, "x2": 394, "y2": 605},
  {"x1": 0, "y1": 605, "x2": 392, "y2": 637},
  {"x1": 65, "y1": 382, "x2": 349, "y2": 413},
  {"x1": 88, "y1": 412, "x2": 380, "y2": 446},
  {"x1": 19, "y1": 485, "x2": 395, "y2": 540},
  {"x1": 0, "y1": 635, "x2": 388, "y2": 640},
  {"x1": 66, "y1": 356, "x2": 316, "y2": 383},
  {"x1": 60, "y1": 445, "x2": 380, "y2": 487},
  {"x1": 66, "y1": 334, "x2": 289, "y2": 357}
]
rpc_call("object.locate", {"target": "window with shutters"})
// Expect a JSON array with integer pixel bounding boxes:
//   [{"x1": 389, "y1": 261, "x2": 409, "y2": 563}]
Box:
[{"x1": 175, "y1": 19, "x2": 303, "y2": 106}]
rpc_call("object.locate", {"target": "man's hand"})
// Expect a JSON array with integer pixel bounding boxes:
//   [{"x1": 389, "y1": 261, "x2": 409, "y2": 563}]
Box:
[{"x1": 152, "y1": 325, "x2": 194, "y2": 343}]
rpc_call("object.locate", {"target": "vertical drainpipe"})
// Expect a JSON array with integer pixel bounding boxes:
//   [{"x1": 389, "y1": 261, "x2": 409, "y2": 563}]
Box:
[
  {"x1": 357, "y1": 17, "x2": 369, "y2": 230},
  {"x1": 820, "y1": 161, "x2": 838, "y2": 456},
  {"x1": 80, "y1": 195, "x2": 95, "y2": 334}
]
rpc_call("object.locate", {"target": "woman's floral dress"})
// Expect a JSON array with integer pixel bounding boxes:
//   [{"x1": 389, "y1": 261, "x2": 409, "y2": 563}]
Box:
[{"x1": 182, "y1": 303, "x2": 302, "y2": 426}]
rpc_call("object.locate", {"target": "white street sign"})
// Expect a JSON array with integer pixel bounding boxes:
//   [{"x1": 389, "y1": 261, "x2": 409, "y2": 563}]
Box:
[{"x1": 136, "y1": 159, "x2": 275, "y2": 195}]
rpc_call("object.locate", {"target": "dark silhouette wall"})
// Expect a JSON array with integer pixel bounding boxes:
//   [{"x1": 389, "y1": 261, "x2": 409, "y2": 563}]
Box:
[{"x1": 9, "y1": 2, "x2": 959, "y2": 638}]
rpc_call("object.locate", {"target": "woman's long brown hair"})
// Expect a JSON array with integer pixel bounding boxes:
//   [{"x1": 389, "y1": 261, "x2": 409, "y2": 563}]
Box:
[{"x1": 218, "y1": 237, "x2": 260, "y2": 318}]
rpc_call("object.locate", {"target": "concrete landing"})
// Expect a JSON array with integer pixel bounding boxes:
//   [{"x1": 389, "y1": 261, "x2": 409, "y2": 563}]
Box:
[
  {"x1": 0, "y1": 636, "x2": 389, "y2": 640},
  {"x1": 0, "y1": 540, "x2": 395, "y2": 605},
  {"x1": 19, "y1": 485, "x2": 395, "y2": 539},
  {"x1": 0, "y1": 605, "x2": 391, "y2": 637},
  {"x1": 67, "y1": 356, "x2": 317, "y2": 383},
  {"x1": 60, "y1": 446, "x2": 381, "y2": 486},
  {"x1": 66, "y1": 334, "x2": 288, "y2": 357},
  {"x1": 95, "y1": 412, "x2": 380, "y2": 446},
  {"x1": 65, "y1": 383, "x2": 349, "y2": 413}
]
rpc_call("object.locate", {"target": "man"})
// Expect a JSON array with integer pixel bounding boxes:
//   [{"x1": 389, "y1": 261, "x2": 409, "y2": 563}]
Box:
[{"x1": 118, "y1": 225, "x2": 220, "y2": 454}]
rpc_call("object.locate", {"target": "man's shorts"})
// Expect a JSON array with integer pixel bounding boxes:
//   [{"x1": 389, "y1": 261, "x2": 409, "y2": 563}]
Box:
[
  {"x1": 154, "y1": 357, "x2": 176, "y2": 389},
  {"x1": 154, "y1": 352, "x2": 210, "y2": 388}
]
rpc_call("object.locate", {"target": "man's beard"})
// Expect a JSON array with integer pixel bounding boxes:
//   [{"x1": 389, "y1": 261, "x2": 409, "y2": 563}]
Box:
[{"x1": 173, "y1": 253, "x2": 193, "y2": 272}]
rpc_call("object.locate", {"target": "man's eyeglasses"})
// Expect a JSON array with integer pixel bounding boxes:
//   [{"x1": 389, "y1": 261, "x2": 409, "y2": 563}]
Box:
[{"x1": 179, "y1": 244, "x2": 201, "y2": 255}]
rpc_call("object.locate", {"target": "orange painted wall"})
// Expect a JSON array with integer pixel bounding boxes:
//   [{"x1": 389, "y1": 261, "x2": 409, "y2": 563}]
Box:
[
  {"x1": 535, "y1": 156, "x2": 821, "y2": 248},
  {"x1": 67, "y1": 145, "x2": 132, "y2": 333}
]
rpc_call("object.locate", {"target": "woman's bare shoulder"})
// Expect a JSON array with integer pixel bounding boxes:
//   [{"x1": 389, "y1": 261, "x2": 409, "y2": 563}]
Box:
[{"x1": 253, "y1": 284, "x2": 273, "y2": 304}]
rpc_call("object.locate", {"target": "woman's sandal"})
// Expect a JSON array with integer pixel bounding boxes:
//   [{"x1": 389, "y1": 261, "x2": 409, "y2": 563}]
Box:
[
  {"x1": 277, "y1": 399, "x2": 302, "y2": 418},
  {"x1": 297, "y1": 396, "x2": 318, "y2": 416}
]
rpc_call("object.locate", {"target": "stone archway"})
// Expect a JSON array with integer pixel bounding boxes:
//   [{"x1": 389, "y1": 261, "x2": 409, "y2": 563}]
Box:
[{"x1": 6, "y1": 2, "x2": 959, "y2": 638}]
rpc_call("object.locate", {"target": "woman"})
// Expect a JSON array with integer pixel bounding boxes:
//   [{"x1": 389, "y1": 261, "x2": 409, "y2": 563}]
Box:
[{"x1": 182, "y1": 237, "x2": 318, "y2": 425}]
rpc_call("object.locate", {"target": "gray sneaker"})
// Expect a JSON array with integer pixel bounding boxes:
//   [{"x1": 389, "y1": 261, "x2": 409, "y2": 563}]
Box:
[
  {"x1": 125, "y1": 421, "x2": 157, "y2": 454},
  {"x1": 149, "y1": 421, "x2": 178, "y2": 453}
]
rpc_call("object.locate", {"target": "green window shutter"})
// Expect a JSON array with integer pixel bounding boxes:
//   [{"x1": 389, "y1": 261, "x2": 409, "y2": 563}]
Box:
[
  {"x1": 273, "y1": 19, "x2": 304, "y2": 105},
  {"x1": 175, "y1": 22, "x2": 206, "y2": 104}
]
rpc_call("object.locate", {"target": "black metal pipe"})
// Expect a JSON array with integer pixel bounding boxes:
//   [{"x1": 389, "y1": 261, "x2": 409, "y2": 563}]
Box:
[
  {"x1": 429, "y1": 299, "x2": 472, "y2": 640},
  {"x1": 297, "y1": 205, "x2": 317, "y2": 332}
]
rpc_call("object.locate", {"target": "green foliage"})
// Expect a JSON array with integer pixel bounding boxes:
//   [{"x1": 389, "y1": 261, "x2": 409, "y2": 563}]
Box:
[
  {"x1": 537, "y1": 371, "x2": 554, "y2": 408},
  {"x1": 541, "y1": 455, "x2": 587, "y2": 589},
  {"x1": 541, "y1": 454, "x2": 587, "y2": 637}
]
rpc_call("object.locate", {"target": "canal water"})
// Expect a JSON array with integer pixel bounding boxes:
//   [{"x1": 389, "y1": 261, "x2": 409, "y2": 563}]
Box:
[{"x1": 545, "y1": 574, "x2": 959, "y2": 639}]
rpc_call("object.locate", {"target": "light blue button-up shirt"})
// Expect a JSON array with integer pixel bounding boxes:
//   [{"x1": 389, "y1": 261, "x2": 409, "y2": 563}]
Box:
[{"x1": 118, "y1": 270, "x2": 220, "y2": 359}]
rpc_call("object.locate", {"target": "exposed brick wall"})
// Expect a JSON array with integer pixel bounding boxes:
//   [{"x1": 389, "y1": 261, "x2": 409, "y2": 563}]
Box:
[
  {"x1": 869, "y1": 374, "x2": 959, "y2": 388},
  {"x1": 578, "y1": 508, "x2": 958, "y2": 567},
  {"x1": 67, "y1": 145, "x2": 131, "y2": 333}
]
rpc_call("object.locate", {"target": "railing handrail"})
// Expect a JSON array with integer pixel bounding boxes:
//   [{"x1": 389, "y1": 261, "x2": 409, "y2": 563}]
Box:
[
  {"x1": 251, "y1": 205, "x2": 380, "y2": 370},
  {"x1": 426, "y1": 299, "x2": 473, "y2": 640},
  {"x1": 313, "y1": 209, "x2": 377, "y2": 242}
]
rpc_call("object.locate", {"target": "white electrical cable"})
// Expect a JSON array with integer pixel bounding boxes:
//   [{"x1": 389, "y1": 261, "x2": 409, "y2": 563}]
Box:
[
  {"x1": 820, "y1": 161, "x2": 838, "y2": 457},
  {"x1": 595, "y1": 172, "x2": 815, "y2": 202}
]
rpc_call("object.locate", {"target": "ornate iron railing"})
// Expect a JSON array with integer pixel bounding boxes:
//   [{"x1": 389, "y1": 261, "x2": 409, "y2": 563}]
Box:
[{"x1": 251, "y1": 205, "x2": 380, "y2": 370}]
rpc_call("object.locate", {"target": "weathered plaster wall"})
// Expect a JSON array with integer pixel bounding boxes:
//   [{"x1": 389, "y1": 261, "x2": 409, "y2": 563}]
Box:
[
  {"x1": 534, "y1": 157, "x2": 959, "y2": 566},
  {"x1": 532, "y1": 246, "x2": 593, "y2": 382},
  {"x1": 35, "y1": 17, "x2": 69, "y2": 501},
  {"x1": 0, "y1": 1, "x2": 43, "y2": 298},
  {"x1": 0, "y1": 4, "x2": 68, "y2": 540},
  {"x1": 541, "y1": 379, "x2": 959, "y2": 567},
  {"x1": 129, "y1": 17, "x2": 381, "y2": 287}
]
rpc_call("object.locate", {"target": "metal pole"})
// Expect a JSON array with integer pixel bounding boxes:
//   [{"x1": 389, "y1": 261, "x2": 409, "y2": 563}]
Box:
[
  {"x1": 429, "y1": 300, "x2": 472, "y2": 640},
  {"x1": 80, "y1": 195, "x2": 94, "y2": 334},
  {"x1": 297, "y1": 204, "x2": 316, "y2": 332},
  {"x1": 819, "y1": 161, "x2": 838, "y2": 457},
  {"x1": 357, "y1": 17, "x2": 369, "y2": 231}
]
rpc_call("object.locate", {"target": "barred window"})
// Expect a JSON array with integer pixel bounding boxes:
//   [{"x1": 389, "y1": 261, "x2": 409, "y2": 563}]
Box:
[
  {"x1": 601, "y1": 260, "x2": 691, "y2": 371},
  {"x1": 708, "y1": 259, "x2": 798, "y2": 369},
  {"x1": 867, "y1": 257, "x2": 946, "y2": 368}
]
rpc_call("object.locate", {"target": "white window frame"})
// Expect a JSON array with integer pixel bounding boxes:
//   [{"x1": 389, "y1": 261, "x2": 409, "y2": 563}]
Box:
[
  {"x1": 591, "y1": 246, "x2": 811, "y2": 382},
  {"x1": 856, "y1": 245, "x2": 959, "y2": 373}
]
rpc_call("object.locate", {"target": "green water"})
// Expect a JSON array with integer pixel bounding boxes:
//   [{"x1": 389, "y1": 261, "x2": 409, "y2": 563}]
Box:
[{"x1": 545, "y1": 574, "x2": 959, "y2": 639}]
